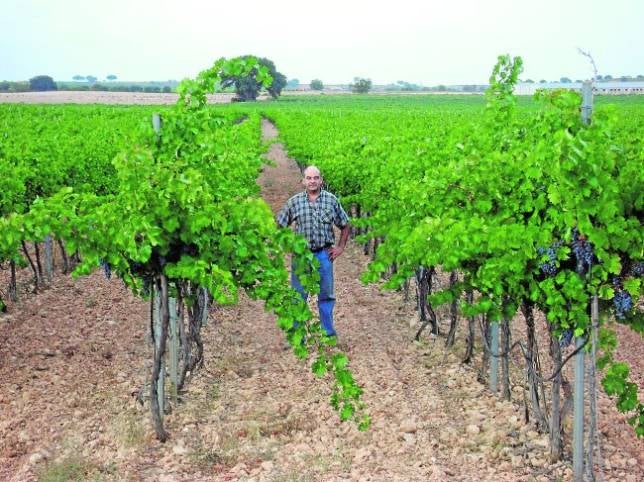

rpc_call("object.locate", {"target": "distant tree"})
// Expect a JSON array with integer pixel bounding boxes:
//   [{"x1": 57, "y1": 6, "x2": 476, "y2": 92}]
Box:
[
  {"x1": 524, "y1": 79, "x2": 534, "y2": 83},
  {"x1": 559, "y1": 77, "x2": 572, "y2": 83},
  {"x1": 595, "y1": 75, "x2": 603, "y2": 81},
  {"x1": 90, "y1": 83, "x2": 108, "y2": 91},
  {"x1": 286, "y1": 78, "x2": 300, "y2": 89},
  {"x1": 310, "y1": 79, "x2": 324, "y2": 90},
  {"x1": 0, "y1": 81, "x2": 10, "y2": 91},
  {"x1": 350, "y1": 77, "x2": 372, "y2": 94},
  {"x1": 637, "y1": 74, "x2": 644, "y2": 80},
  {"x1": 393, "y1": 80, "x2": 422, "y2": 91},
  {"x1": 575, "y1": 79, "x2": 583, "y2": 83},
  {"x1": 29, "y1": 75, "x2": 57, "y2": 91},
  {"x1": 437, "y1": 84, "x2": 447, "y2": 92},
  {"x1": 86, "y1": 75, "x2": 98, "y2": 84},
  {"x1": 162, "y1": 86, "x2": 172, "y2": 93},
  {"x1": 72, "y1": 75, "x2": 85, "y2": 81},
  {"x1": 619, "y1": 76, "x2": 628, "y2": 82},
  {"x1": 604, "y1": 74, "x2": 613, "y2": 80},
  {"x1": 106, "y1": 74, "x2": 117, "y2": 81},
  {"x1": 220, "y1": 56, "x2": 286, "y2": 101},
  {"x1": 539, "y1": 79, "x2": 547, "y2": 84}
]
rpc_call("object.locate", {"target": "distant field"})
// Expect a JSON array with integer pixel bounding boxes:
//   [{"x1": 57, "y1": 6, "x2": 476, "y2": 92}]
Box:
[{"x1": 0, "y1": 91, "x2": 244, "y2": 105}]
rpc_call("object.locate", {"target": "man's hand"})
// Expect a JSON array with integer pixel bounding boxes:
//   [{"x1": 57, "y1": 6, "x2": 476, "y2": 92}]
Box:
[
  {"x1": 327, "y1": 246, "x2": 344, "y2": 261},
  {"x1": 328, "y1": 224, "x2": 350, "y2": 261}
]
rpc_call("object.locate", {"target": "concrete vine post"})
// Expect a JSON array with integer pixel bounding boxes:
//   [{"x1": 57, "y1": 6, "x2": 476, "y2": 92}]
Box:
[
  {"x1": 489, "y1": 322, "x2": 499, "y2": 394},
  {"x1": 573, "y1": 79, "x2": 594, "y2": 482}
]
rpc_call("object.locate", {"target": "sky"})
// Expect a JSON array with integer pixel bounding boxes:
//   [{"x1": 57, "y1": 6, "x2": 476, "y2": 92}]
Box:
[{"x1": 1, "y1": 0, "x2": 643, "y2": 85}]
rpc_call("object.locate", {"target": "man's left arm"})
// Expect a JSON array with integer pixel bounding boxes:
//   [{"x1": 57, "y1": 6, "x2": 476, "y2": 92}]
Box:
[
  {"x1": 329, "y1": 223, "x2": 350, "y2": 261},
  {"x1": 329, "y1": 200, "x2": 351, "y2": 261}
]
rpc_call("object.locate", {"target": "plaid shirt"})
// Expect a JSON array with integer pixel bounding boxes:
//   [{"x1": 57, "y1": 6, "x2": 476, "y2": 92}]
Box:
[{"x1": 277, "y1": 190, "x2": 350, "y2": 250}]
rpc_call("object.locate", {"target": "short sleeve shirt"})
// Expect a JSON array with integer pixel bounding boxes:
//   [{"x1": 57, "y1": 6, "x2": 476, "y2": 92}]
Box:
[{"x1": 276, "y1": 190, "x2": 350, "y2": 250}]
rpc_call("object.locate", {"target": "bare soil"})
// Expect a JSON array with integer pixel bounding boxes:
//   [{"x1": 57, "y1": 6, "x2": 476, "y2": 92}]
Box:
[{"x1": 0, "y1": 120, "x2": 641, "y2": 481}]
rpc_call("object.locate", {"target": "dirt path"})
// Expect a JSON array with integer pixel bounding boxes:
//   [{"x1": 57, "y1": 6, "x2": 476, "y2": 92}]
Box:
[{"x1": 0, "y1": 120, "x2": 641, "y2": 481}]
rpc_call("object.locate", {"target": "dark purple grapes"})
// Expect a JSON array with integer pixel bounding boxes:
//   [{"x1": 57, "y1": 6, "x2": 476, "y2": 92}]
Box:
[
  {"x1": 537, "y1": 243, "x2": 561, "y2": 276},
  {"x1": 631, "y1": 262, "x2": 644, "y2": 277},
  {"x1": 572, "y1": 227, "x2": 594, "y2": 274},
  {"x1": 613, "y1": 290, "x2": 633, "y2": 320}
]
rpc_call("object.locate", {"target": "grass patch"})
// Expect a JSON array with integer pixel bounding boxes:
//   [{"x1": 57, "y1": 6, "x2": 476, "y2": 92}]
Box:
[
  {"x1": 110, "y1": 410, "x2": 146, "y2": 449},
  {"x1": 37, "y1": 455, "x2": 117, "y2": 482},
  {"x1": 271, "y1": 471, "x2": 317, "y2": 482},
  {"x1": 189, "y1": 433, "x2": 241, "y2": 470},
  {"x1": 189, "y1": 446, "x2": 232, "y2": 470}
]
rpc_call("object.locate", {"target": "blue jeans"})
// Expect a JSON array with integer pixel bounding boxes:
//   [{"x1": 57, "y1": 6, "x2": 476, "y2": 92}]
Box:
[{"x1": 291, "y1": 249, "x2": 336, "y2": 336}]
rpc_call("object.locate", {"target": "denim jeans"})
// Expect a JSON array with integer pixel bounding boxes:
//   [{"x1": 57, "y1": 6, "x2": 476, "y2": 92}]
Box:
[{"x1": 291, "y1": 249, "x2": 336, "y2": 336}]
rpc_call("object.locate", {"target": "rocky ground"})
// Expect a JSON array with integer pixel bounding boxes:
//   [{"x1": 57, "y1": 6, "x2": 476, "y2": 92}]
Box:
[{"x1": 0, "y1": 120, "x2": 641, "y2": 481}]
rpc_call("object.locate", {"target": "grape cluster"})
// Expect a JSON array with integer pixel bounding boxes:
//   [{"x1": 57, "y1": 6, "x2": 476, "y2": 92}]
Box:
[
  {"x1": 572, "y1": 227, "x2": 594, "y2": 274},
  {"x1": 537, "y1": 241, "x2": 563, "y2": 276},
  {"x1": 631, "y1": 261, "x2": 644, "y2": 277},
  {"x1": 559, "y1": 328, "x2": 574, "y2": 348},
  {"x1": 613, "y1": 289, "x2": 633, "y2": 320},
  {"x1": 611, "y1": 276, "x2": 634, "y2": 320}
]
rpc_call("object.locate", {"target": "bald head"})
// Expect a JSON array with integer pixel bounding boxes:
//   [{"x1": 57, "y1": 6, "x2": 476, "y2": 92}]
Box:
[
  {"x1": 303, "y1": 165, "x2": 321, "y2": 177},
  {"x1": 302, "y1": 165, "x2": 323, "y2": 194}
]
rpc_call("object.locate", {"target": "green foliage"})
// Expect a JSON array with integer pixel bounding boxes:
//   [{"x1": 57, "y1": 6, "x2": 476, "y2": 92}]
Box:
[
  {"x1": 29, "y1": 75, "x2": 57, "y2": 91},
  {"x1": 263, "y1": 57, "x2": 643, "y2": 436},
  {"x1": 0, "y1": 56, "x2": 368, "y2": 431},
  {"x1": 350, "y1": 77, "x2": 372, "y2": 94},
  {"x1": 178, "y1": 56, "x2": 273, "y2": 108},
  {"x1": 212, "y1": 55, "x2": 285, "y2": 101},
  {"x1": 310, "y1": 79, "x2": 324, "y2": 91},
  {"x1": 4, "y1": 59, "x2": 642, "y2": 436}
]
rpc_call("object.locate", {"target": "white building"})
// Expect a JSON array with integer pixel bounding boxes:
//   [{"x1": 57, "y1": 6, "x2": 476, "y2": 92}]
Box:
[{"x1": 514, "y1": 81, "x2": 644, "y2": 96}]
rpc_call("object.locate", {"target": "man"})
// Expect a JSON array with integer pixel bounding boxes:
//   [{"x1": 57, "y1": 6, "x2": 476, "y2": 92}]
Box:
[{"x1": 277, "y1": 165, "x2": 350, "y2": 338}]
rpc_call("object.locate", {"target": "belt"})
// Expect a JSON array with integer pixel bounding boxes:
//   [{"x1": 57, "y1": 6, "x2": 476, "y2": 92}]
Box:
[{"x1": 311, "y1": 244, "x2": 332, "y2": 253}]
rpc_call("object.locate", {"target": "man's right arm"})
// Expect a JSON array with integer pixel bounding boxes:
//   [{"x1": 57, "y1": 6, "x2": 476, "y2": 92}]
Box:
[{"x1": 276, "y1": 200, "x2": 291, "y2": 228}]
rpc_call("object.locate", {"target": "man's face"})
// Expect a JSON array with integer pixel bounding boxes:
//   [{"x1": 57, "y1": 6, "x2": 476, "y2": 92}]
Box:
[{"x1": 302, "y1": 168, "x2": 322, "y2": 193}]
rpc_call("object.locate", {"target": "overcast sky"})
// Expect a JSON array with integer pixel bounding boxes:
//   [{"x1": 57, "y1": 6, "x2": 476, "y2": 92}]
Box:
[{"x1": 1, "y1": 0, "x2": 642, "y2": 85}]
